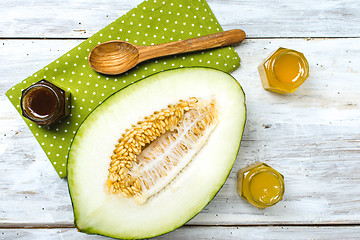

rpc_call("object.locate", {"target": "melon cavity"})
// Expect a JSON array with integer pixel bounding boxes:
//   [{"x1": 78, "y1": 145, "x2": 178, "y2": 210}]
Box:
[{"x1": 67, "y1": 67, "x2": 246, "y2": 239}]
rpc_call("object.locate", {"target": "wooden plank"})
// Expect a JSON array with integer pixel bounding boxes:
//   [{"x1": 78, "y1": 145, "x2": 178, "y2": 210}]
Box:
[
  {"x1": 0, "y1": 0, "x2": 359, "y2": 38},
  {"x1": 2, "y1": 226, "x2": 360, "y2": 239},
  {"x1": 1, "y1": 38, "x2": 360, "y2": 226}
]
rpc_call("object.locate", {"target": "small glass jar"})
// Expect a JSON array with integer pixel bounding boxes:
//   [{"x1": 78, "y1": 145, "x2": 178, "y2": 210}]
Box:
[
  {"x1": 258, "y1": 47, "x2": 309, "y2": 94},
  {"x1": 237, "y1": 162, "x2": 284, "y2": 209},
  {"x1": 21, "y1": 80, "x2": 70, "y2": 126}
]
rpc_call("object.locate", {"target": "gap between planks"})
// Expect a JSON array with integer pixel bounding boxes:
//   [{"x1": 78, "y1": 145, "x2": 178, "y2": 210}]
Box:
[
  {"x1": 2, "y1": 223, "x2": 360, "y2": 229},
  {"x1": 0, "y1": 36, "x2": 359, "y2": 41}
]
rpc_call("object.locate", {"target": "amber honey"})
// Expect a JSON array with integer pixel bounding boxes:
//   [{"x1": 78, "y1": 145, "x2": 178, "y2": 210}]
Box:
[
  {"x1": 237, "y1": 162, "x2": 284, "y2": 209},
  {"x1": 258, "y1": 47, "x2": 309, "y2": 94}
]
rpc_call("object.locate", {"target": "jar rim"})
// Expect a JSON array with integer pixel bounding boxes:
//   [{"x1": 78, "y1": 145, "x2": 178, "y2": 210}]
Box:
[
  {"x1": 247, "y1": 169, "x2": 284, "y2": 206},
  {"x1": 21, "y1": 81, "x2": 62, "y2": 124},
  {"x1": 268, "y1": 48, "x2": 309, "y2": 88}
]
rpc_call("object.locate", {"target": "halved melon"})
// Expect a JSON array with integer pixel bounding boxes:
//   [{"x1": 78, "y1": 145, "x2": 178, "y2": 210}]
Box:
[{"x1": 67, "y1": 67, "x2": 246, "y2": 239}]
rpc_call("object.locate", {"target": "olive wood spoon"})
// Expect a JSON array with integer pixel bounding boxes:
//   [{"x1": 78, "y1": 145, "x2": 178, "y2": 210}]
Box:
[{"x1": 88, "y1": 29, "x2": 246, "y2": 75}]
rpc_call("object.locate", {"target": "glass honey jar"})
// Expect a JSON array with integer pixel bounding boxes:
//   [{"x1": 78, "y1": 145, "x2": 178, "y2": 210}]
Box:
[
  {"x1": 258, "y1": 47, "x2": 309, "y2": 94},
  {"x1": 237, "y1": 162, "x2": 284, "y2": 209},
  {"x1": 21, "y1": 80, "x2": 71, "y2": 126}
]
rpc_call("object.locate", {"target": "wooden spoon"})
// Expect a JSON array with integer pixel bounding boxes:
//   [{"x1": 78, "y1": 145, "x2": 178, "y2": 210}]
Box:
[{"x1": 88, "y1": 29, "x2": 246, "y2": 75}]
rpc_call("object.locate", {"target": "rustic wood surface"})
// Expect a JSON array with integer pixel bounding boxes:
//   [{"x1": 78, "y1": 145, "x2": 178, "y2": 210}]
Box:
[
  {"x1": 1, "y1": 0, "x2": 360, "y2": 239},
  {"x1": 3, "y1": 226, "x2": 360, "y2": 239}
]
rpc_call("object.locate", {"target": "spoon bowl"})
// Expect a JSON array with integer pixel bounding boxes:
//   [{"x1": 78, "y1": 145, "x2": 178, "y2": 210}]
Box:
[
  {"x1": 88, "y1": 29, "x2": 246, "y2": 75},
  {"x1": 89, "y1": 41, "x2": 140, "y2": 75}
]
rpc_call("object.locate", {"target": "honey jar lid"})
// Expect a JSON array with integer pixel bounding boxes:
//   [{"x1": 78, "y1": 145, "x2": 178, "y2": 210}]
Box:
[{"x1": 237, "y1": 162, "x2": 285, "y2": 209}]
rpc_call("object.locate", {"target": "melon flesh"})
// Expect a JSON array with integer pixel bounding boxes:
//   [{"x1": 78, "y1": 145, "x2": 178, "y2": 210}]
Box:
[{"x1": 67, "y1": 67, "x2": 246, "y2": 239}]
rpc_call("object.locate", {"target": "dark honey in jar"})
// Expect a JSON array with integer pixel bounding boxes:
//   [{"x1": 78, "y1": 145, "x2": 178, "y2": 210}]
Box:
[{"x1": 21, "y1": 80, "x2": 70, "y2": 126}]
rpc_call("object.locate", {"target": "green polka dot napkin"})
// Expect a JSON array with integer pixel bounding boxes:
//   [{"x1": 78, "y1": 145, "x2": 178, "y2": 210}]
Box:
[{"x1": 6, "y1": 0, "x2": 241, "y2": 178}]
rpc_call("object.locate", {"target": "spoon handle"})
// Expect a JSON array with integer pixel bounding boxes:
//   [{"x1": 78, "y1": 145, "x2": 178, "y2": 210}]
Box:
[{"x1": 137, "y1": 29, "x2": 246, "y2": 62}]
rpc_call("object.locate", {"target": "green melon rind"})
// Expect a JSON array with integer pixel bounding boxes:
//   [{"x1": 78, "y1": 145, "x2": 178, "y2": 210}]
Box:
[{"x1": 67, "y1": 67, "x2": 246, "y2": 239}]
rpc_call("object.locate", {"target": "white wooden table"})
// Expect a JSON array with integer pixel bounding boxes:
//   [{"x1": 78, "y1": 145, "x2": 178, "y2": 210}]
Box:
[{"x1": 1, "y1": 0, "x2": 360, "y2": 239}]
